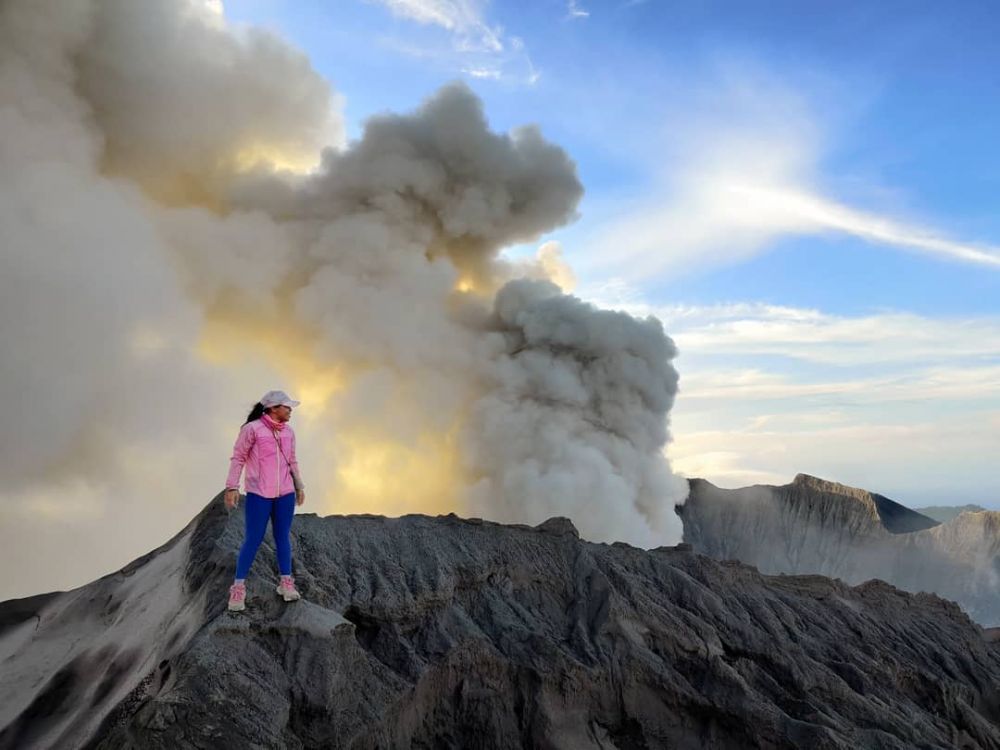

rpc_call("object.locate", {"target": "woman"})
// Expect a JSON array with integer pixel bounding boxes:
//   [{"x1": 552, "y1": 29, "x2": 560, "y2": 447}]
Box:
[{"x1": 223, "y1": 390, "x2": 306, "y2": 612}]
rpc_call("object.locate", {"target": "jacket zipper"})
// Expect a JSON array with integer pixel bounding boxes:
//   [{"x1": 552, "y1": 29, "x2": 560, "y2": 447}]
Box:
[{"x1": 275, "y1": 430, "x2": 281, "y2": 498}]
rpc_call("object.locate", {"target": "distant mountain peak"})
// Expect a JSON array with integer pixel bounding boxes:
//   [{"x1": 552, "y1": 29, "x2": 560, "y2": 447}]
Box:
[
  {"x1": 682, "y1": 474, "x2": 1000, "y2": 626},
  {"x1": 915, "y1": 504, "x2": 990, "y2": 523},
  {"x1": 792, "y1": 472, "x2": 868, "y2": 495},
  {"x1": 788, "y1": 473, "x2": 939, "y2": 534}
]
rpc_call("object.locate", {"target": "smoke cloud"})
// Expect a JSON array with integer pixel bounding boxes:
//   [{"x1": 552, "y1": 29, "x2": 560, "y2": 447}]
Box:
[{"x1": 0, "y1": 0, "x2": 686, "y2": 599}]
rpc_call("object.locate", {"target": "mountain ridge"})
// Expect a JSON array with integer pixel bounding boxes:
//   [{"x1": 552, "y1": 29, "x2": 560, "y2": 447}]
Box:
[
  {"x1": 3, "y1": 495, "x2": 1000, "y2": 748},
  {"x1": 681, "y1": 475, "x2": 1000, "y2": 626},
  {"x1": 917, "y1": 504, "x2": 990, "y2": 523}
]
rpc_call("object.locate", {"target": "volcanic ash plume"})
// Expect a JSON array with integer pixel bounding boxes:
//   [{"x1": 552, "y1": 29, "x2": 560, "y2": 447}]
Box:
[
  {"x1": 0, "y1": 0, "x2": 686, "y2": 597},
  {"x1": 465, "y1": 279, "x2": 685, "y2": 545}
]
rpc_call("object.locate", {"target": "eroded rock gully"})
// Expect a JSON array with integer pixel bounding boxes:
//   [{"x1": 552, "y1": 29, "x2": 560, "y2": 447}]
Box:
[{"x1": 1, "y1": 496, "x2": 999, "y2": 749}]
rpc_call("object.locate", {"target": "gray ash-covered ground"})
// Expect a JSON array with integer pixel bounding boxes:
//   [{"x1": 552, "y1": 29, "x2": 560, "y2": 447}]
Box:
[{"x1": 2, "y1": 495, "x2": 1000, "y2": 749}]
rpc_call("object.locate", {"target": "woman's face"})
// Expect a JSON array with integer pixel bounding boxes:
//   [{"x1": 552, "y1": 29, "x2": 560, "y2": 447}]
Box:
[{"x1": 269, "y1": 404, "x2": 293, "y2": 423}]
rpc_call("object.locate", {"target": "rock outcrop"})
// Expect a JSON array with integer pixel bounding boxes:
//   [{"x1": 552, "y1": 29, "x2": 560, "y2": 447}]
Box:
[
  {"x1": 681, "y1": 474, "x2": 1000, "y2": 626},
  {"x1": 3, "y1": 495, "x2": 1000, "y2": 749}
]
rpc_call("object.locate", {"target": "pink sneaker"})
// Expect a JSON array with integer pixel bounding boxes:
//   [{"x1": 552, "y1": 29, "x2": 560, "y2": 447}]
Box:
[
  {"x1": 276, "y1": 576, "x2": 301, "y2": 602},
  {"x1": 227, "y1": 582, "x2": 246, "y2": 612}
]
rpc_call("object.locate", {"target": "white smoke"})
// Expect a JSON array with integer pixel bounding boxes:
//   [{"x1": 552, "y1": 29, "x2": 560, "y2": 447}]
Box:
[
  {"x1": 0, "y1": 0, "x2": 686, "y2": 599},
  {"x1": 467, "y1": 279, "x2": 685, "y2": 545},
  {"x1": 78, "y1": 0, "x2": 344, "y2": 202}
]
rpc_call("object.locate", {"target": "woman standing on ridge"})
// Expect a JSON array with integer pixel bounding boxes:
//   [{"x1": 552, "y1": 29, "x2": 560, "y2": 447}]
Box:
[{"x1": 223, "y1": 390, "x2": 306, "y2": 612}]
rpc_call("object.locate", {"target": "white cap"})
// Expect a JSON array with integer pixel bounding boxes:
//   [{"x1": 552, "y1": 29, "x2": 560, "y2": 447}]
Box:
[{"x1": 260, "y1": 390, "x2": 300, "y2": 409}]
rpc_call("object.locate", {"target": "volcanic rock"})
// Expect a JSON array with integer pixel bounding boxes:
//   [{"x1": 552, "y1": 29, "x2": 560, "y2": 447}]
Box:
[
  {"x1": 2, "y1": 495, "x2": 1000, "y2": 749},
  {"x1": 681, "y1": 474, "x2": 1000, "y2": 626}
]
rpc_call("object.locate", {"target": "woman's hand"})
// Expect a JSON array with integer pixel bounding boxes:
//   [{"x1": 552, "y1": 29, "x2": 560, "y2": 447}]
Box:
[
  {"x1": 224, "y1": 488, "x2": 239, "y2": 510},
  {"x1": 296, "y1": 488, "x2": 306, "y2": 507}
]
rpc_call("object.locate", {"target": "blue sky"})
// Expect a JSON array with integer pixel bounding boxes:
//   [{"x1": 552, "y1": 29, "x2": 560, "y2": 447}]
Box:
[{"x1": 223, "y1": 0, "x2": 999, "y2": 506}]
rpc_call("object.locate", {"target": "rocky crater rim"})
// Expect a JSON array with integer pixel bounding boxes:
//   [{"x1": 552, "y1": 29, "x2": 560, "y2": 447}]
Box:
[{"x1": 792, "y1": 473, "x2": 876, "y2": 500}]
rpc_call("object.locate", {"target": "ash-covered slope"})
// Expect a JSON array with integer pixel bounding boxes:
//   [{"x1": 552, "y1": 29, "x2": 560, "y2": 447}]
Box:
[
  {"x1": 3, "y1": 497, "x2": 1000, "y2": 749},
  {"x1": 681, "y1": 474, "x2": 1000, "y2": 626}
]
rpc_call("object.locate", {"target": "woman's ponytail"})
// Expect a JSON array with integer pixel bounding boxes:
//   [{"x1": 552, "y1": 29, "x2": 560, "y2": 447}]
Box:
[{"x1": 244, "y1": 402, "x2": 265, "y2": 425}]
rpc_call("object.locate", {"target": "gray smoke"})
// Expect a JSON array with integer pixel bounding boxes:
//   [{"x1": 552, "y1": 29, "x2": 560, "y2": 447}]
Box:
[
  {"x1": 466, "y1": 280, "x2": 685, "y2": 545},
  {"x1": 0, "y1": 0, "x2": 686, "y2": 599},
  {"x1": 78, "y1": 0, "x2": 343, "y2": 204}
]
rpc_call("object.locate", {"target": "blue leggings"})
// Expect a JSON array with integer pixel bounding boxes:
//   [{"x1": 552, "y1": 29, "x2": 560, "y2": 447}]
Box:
[{"x1": 235, "y1": 492, "x2": 296, "y2": 579}]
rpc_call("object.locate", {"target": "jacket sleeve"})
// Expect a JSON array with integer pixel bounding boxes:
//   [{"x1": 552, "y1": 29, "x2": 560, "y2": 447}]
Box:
[
  {"x1": 225, "y1": 423, "x2": 255, "y2": 490},
  {"x1": 290, "y1": 429, "x2": 303, "y2": 489}
]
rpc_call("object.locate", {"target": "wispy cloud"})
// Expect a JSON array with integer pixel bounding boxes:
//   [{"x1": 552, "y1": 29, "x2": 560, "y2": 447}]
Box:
[
  {"x1": 578, "y1": 294, "x2": 1000, "y2": 368},
  {"x1": 678, "y1": 364, "x2": 1000, "y2": 403},
  {"x1": 372, "y1": 0, "x2": 500, "y2": 48},
  {"x1": 576, "y1": 65, "x2": 1000, "y2": 280},
  {"x1": 669, "y1": 410, "x2": 1000, "y2": 505},
  {"x1": 463, "y1": 66, "x2": 502, "y2": 79},
  {"x1": 567, "y1": 0, "x2": 590, "y2": 19},
  {"x1": 664, "y1": 303, "x2": 1000, "y2": 366},
  {"x1": 722, "y1": 182, "x2": 1000, "y2": 268},
  {"x1": 575, "y1": 289, "x2": 1000, "y2": 504},
  {"x1": 368, "y1": 0, "x2": 538, "y2": 83}
]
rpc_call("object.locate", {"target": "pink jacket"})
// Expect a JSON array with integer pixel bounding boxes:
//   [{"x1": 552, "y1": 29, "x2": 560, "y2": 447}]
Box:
[{"x1": 225, "y1": 418, "x2": 302, "y2": 498}]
